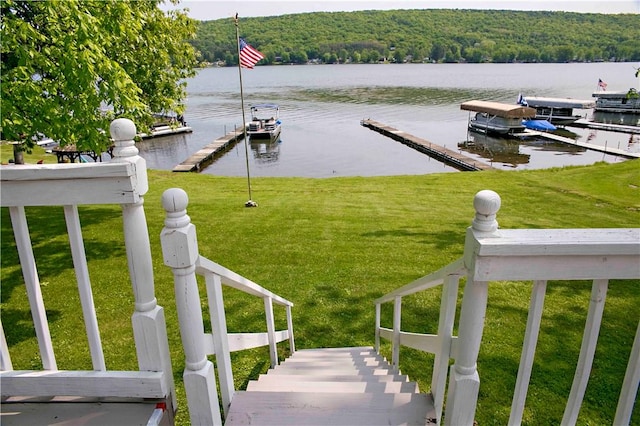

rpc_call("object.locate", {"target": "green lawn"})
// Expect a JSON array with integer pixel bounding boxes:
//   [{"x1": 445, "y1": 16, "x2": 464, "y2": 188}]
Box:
[{"x1": 1, "y1": 157, "x2": 639, "y2": 425}]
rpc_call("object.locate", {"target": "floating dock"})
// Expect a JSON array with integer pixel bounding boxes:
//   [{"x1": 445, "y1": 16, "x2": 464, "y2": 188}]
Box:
[
  {"x1": 173, "y1": 128, "x2": 245, "y2": 172},
  {"x1": 568, "y1": 119, "x2": 640, "y2": 135},
  {"x1": 361, "y1": 119, "x2": 492, "y2": 171},
  {"x1": 523, "y1": 129, "x2": 640, "y2": 159}
]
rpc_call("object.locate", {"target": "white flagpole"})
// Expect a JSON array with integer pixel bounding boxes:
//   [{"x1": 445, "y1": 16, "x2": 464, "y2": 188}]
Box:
[{"x1": 234, "y1": 14, "x2": 257, "y2": 207}]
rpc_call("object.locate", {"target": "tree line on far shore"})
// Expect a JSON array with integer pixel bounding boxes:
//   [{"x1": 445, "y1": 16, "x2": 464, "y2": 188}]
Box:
[{"x1": 192, "y1": 9, "x2": 640, "y2": 66}]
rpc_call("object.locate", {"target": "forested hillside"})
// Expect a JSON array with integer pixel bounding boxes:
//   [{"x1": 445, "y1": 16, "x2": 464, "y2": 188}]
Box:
[{"x1": 191, "y1": 9, "x2": 640, "y2": 65}]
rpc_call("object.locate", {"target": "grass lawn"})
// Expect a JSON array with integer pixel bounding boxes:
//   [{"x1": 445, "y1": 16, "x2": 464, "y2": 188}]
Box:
[{"x1": 1, "y1": 154, "x2": 639, "y2": 425}]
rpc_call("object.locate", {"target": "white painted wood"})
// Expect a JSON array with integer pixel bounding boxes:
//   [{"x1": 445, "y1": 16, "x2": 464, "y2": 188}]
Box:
[
  {"x1": 392, "y1": 296, "x2": 401, "y2": 371},
  {"x1": 252, "y1": 373, "x2": 410, "y2": 383},
  {"x1": 431, "y1": 273, "x2": 461, "y2": 425},
  {"x1": 0, "y1": 162, "x2": 141, "y2": 207},
  {"x1": 183, "y1": 362, "x2": 222, "y2": 426},
  {"x1": 286, "y1": 304, "x2": 296, "y2": 354},
  {"x1": 264, "y1": 296, "x2": 279, "y2": 368},
  {"x1": 1, "y1": 401, "x2": 168, "y2": 426},
  {"x1": 0, "y1": 370, "x2": 166, "y2": 398},
  {"x1": 267, "y1": 366, "x2": 394, "y2": 376},
  {"x1": 510, "y1": 280, "x2": 547, "y2": 426},
  {"x1": 375, "y1": 303, "x2": 381, "y2": 352},
  {"x1": 225, "y1": 391, "x2": 435, "y2": 425},
  {"x1": 614, "y1": 318, "x2": 640, "y2": 425},
  {"x1": 196, "y1": 256, "x2": 292, "y2": 307},
  {"x1": 399, "y1": 331, "x2": 439, "y2": 353},
  {"x1": 562, "y1": 279, "x2": 609, "y2": 426},
  {"x1": 444, "y1": 279, "x2": 488, "y2": 426},
  {"x1": 8, "y1": 206, "x2": 56, "y2": 371},
  {"x1": 227, "y1": 330, "x2": 289, "y2": 353},
  {"x1": 205, "y1": 272, "x2": 234, "y2": 416},
  {"x1": 247, "y1": 379, "x2": 419, "y2": 394},
  {"x1": 0, "y1": 320, "x2": 12, "y2": 370},
  {"x1": 63, "y1": 204, "x2": 105, "y2": 371},
  {"x1": 374, "y1": 259, "x2": 465, "y2": 304}
]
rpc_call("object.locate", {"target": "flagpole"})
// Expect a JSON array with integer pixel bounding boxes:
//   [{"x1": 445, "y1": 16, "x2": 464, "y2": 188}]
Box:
[{"x1": 234, "y1": 14, "x2": 257, "y2": 208}]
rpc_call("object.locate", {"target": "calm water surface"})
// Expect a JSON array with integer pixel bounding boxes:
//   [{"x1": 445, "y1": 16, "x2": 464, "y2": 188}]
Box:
[{"x1": 136, "y1": 63, "x2": 639, "y2": 177}]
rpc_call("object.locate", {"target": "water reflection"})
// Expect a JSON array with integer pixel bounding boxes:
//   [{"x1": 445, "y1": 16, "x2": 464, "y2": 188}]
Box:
[
  {"x1": 592, "y1": 111, "x2": 640, "y2": 127},
  {"x1": 458, "y1": 133, "x2": 530, "y2": 168},
  {"x1": 251, "y1": 137, "x2": 281, "y2": 164}
]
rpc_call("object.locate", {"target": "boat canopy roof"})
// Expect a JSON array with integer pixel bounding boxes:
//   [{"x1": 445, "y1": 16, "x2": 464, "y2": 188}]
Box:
[
  {"x1": 460, "y1": 100, "x2": 536, "y2": 118},
  {"x1": 523, "y1": 97, "x2": 595, "y2": 109},
  {"x1": 251, "y1": 103, "x2": 279, "y2": 110},
  {"x1": 592, "y1": 89, "x2": 638, "y2": 99}
]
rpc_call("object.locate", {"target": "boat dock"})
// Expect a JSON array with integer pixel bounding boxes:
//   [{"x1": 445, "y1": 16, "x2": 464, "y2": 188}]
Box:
[
  {"x1": 568, "y1": 119, "x2": 640, "y2": 135},
  {"x1": 173, "y1": 128, "x2": 245, "y2": 172},
  {"x1": 523, "y1": 129, "x2": 640, "y2": 159},
  {"x1": 360, "y1": 119, "x2": 492, "y2": 171}
]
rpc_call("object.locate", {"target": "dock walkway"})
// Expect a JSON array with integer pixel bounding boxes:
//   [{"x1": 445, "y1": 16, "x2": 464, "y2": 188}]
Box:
[
  {"x1": 523, "y1": 129, "x2": 640, "y2": 159},
  {"x1": 569, "y1": 119, "x2": 640, "y2": 135},
  {"x1": 173, "y1": 128, "x2": 245, "y2": 172},
  {"x1": 361, "y1": 119, "x2": 492, "y2": 171}
]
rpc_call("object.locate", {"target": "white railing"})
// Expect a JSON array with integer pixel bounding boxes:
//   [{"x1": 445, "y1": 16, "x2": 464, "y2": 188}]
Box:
[
  {"x1": 375, "y1": 190, "x2": 640, "y2": 426},
  {"x1": 0, "y1": 119, "x2": 176, "y2": 413},
  {"x1": 160, "y1": 188, "x2": 295, "y2": 426}
]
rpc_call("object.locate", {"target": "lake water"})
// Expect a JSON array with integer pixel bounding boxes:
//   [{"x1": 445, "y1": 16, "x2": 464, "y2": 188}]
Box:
[{"x1": 136, "y1": 62, "x2": 639, "y2": 177}]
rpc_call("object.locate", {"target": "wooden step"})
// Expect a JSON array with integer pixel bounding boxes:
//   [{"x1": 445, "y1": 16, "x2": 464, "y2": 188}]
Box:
[
  {"x1": 267, "y1": 366, "x2": 395, "y2": 376},
  {"x1": 280, "y1": 359, "x2": 389, "y2": 368},
  {"x1": 252, "y1": 373, "x2": 410, "y2": 383},
  {"x1": 246, "y1": 379, "x2": 419, "y2": 394},
  {"x1": 225, "y1": 391, "x2": 436, "y2": 425}
]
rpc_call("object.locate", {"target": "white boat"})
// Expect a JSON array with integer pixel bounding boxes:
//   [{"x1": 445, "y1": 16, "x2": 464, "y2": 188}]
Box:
[
  {"x1": 519, "y1": 96, "x2": 595, "y2": 125},
  {"x1": 248, "y1": 104, "x2": 282, "y2": 140},
  {"x1": 592, "y1": 89, "x2": 640, "y2": 114},
  {"x1": 461, "y1": 100, "x2": 535, "y2": 135}
]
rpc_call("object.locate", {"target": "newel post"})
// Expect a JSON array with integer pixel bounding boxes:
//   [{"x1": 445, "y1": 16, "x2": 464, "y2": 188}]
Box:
[
  {"x1": 444, "y1": 190, "x2": 501, "y2": 426},
  {"x1": 160, "y1": 188, "x2": 222, "y2": 426},
  {"x1": 110, "y1": 118, "x2": 176, "y2": 410}
]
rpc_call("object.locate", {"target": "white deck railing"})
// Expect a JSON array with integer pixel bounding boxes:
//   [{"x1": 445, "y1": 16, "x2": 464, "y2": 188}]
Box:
[
  {"x1": 0, "y1": 119, "x2": 176, "y2": 413},
  {"x1": 375, "y1": 190, "x2": 640, "y2": 426},
  {"x1": 160, "y1": 188, "x2": 295, "y2": 426}
]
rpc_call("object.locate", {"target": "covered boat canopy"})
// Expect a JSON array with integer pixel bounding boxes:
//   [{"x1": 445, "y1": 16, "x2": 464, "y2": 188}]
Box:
[
  {"x1": 461, "y1": 100, "x2": 536, "y2": 118},
  {"x1": 522, "y1": 97, "x2": 595, "y2": 109}
]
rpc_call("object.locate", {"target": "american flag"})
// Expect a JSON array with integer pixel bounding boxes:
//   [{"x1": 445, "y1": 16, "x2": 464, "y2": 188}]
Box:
[
  {"x1": 239, "y1": 38, "x2": 264, "y2": 69},
  {"x1": 598, "y1": 78, "x2": 607, "y2": 90}
]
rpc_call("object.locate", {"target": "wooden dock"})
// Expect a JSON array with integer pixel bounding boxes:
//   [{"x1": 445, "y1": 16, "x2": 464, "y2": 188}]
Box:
[
  {"x1": 568, "y1": 119, "x2": 640, "y2": 135},
  {"x1": 361, "y1": 119, "x2": 492, "y2": 171},
  {"x1": 523, "y1": 129, "x2": 640, "y2": 159},
  {"x1": 173, "y1": 128, "x2": 245, "y2": 172}
]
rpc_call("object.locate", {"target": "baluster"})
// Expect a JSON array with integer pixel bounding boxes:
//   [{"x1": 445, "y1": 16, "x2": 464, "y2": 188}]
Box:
[
  {"x1": 161, "y1": 187, "x2": 221, "y2": 425},
  {"x1": 205, "y1": 272, "x2": 234, "y2": 417},
  {"x1": 392, "y1": 296, "x2": 401, "y2": 371},
  {"x1": 375, "y1": 303, "x2": 381, "y2": 353},
  {"x1": 286, "y1": 304, "x2": 296, "y2": 354},
  {"x1": 510, "y1": 280, "x2": 547, "y2": 426},
  {"x1": 64, "y1": 204, "x2": 105, "y2": 371},
  {"x1": 445, "y1": 190, "x2": 501, "y2": 426},
  {"x1": 265, "y1": 296, "x2": 278, "y2": 368},
  {"x1": 9, "y1": 206, "x2": 57, "y2": 370},
  {"x1": 111, "y1": 118, "x2": 176, "y2": 409},
  {"x1": 0, "y1": 319, "x2": 13, "y2": 371},
  {"x1": 614, "y1": 317, "x2": 640, "y2": 425},
  {"x1": 562, "y1": 279, "x2": 608, "y2": 425},
  {"x1": 431, "y1": 273, "x2": 461, "y2": 424}
]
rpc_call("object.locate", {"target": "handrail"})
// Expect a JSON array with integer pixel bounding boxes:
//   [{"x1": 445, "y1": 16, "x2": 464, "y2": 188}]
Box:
[
  {"x1": 375, "y1": 258, "x2": 465, "y2": 303},
  {"x1": 0, "y1": 118, "x2": 176, "y2": 412},
  {"x1": 375, "y1": 189, "x2": 640, "y2": 426},
  {"x1": 196, "y1": 256, "x2": 293, "y2": 307},
  {"x1": 161, "y1": 187, "x2": 295, "y2": 426}
]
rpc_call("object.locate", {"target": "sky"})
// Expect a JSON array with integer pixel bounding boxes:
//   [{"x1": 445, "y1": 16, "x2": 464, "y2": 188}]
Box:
[{"x1": 162, "y1": 0, "x2": 640, "y2": 21}]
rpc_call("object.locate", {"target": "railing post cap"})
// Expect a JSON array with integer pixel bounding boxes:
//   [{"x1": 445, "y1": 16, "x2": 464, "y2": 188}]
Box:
[
  {"x1": 110, "y1": 118, "x2": 137, "y2": 141},
  {"x1": 162, "y1": 188, "x2": 189, "y2": 213},
  {"x1": 472, "y1": 190, "x2": 501, "y2": 233},
  {"x1": 474, "y1": 190, "x2": 501, "y2": 216}
]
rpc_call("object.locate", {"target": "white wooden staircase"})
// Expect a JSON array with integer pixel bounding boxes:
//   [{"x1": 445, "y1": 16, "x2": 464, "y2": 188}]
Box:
[{"x1": 225, "y1": 346, "x2": 436, "y2": 425}]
